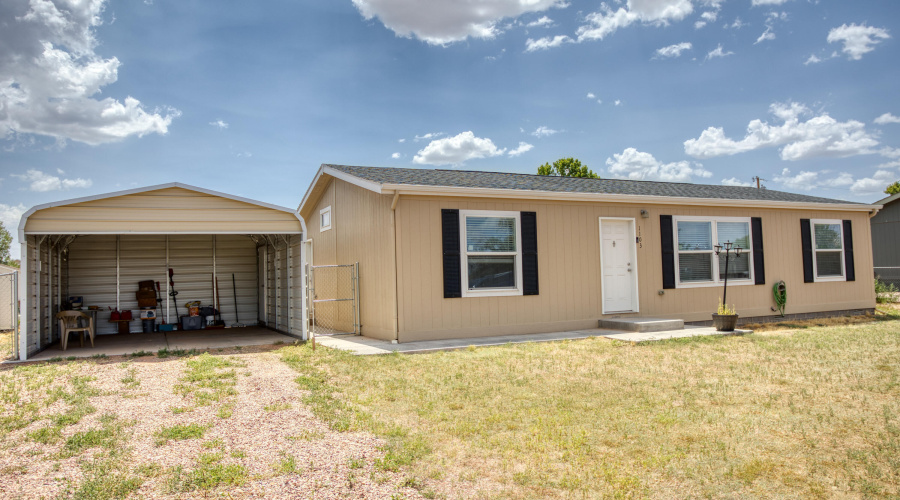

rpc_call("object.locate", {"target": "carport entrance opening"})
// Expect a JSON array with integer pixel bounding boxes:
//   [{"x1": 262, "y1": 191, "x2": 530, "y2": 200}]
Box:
[{"x1": 17, "y1": 183, "x2": 308, "y2": 360}]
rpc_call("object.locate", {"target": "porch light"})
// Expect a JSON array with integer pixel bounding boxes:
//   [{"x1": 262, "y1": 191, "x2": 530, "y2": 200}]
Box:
[{"x1": 714, "y1": 241, "x2": 743, "y2": 307}]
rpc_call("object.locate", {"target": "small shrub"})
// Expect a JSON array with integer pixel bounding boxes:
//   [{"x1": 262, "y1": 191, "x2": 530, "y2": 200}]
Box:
[{"x1": 875, "y1": 278, "x2": 899, "y2": 303}]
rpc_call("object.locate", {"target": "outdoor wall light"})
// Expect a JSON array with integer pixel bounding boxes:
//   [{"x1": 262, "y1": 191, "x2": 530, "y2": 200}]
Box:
[{"x1": 640, "y1": 209, "x2": 649, "y2": 218}]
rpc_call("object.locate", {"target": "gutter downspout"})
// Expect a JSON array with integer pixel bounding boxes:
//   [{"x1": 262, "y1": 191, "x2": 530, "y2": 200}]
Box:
[{"x1": 391, "y1": 192, "x2": 400, "y2": 343}]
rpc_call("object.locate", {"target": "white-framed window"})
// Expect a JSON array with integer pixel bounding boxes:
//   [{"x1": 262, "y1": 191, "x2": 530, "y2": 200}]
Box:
[
  {"x1": 811, "y1": 219, "x2": 845, "y2": 282},
  {"x1": 459, "y1": 210, "x2": 523, "y2": 297},
  {"x1": 674, "y1": 216, "x2": 754, "y2": 288},
  {"x1": 320, "y1": 206, "x2": 332, "y2": 232}
]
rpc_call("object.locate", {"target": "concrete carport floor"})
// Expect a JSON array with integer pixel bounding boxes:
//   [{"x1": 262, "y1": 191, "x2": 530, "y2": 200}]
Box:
[{"x1": 23, "y1": 326, "x2": 295, "y2": 361}]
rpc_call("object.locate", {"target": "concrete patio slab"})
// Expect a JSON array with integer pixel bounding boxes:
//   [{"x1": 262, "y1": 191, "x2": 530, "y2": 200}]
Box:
[
  {"x1": 316, "y1": 325, "x2": 752, "y2": 355},
  {"x1": 19, "y1": 327, "x2": 295, "y2": 362},
  {"x1": 598, "y1": 317, "x2": 685, "y2": 333}
]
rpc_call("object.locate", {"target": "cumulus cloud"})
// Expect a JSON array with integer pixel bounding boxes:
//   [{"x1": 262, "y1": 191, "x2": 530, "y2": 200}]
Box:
[
  {"x1": 525, "y1": 35, "x2": 572, "y2": 52},
  {"x1": 0, "y1": 203, "x2": 28, "y2": 258},
  {"x1": 351, "y1": 0, "x2": 567, "y2": 45},
  {"x1": 576, "y1": 0, "x2": 694, "y2": 42},
  {"x1": 507, "y1": 142, "x2": 534, "y2": 157},
  {"x1": 586, "y1": 92, "x2": 596, "y2": 99},
  {"x1": 12, "y1": 169, "x2": 93, "y2": 192},
  {"x1": 655, "y1": 42, "x2": 692, "y2": 58},
  {"x1": 391, "y1": 152, "x2": 401, "y2": 159},
  {"x1": 412, "y1": 131, "x2": 506, "y2": 166},
  {"x1": 1, "y1": 0, "x2": 179, "y2": 146},
  {"x1": 209, "y1": 120, "x2": 228, "y2": 129},
  {"x1": 827, "y1": 23, "x2": 890, "y2": 60},
  {"x1": 773, "y1": 167, "x2": 895, "y2": 194},
  {"x1": 706, "y1": 44, "x2": 734, "y2": 60},
  {"x1": 684, "y1": 102, "x2": 882, "y2": 161},
  {"x1": 752, "y1": 0, "x2": 791, "y2": 5},
  {"x1": 721, "y1": 177, "x2": 754, "y2": 187},
  {"x1": 694, "y1": 10, "x2": 717, "y2": 29},
  {"x1": 531, "y1": 126, "x2": 559, "y2": 137},
  {"x1": 614, "y1": 99, "x2": 622, "y2": 106},
  {"x1": 605, "y1": 148, "x2": 712, "y2": 182},
  {"x1": 874, "y1": 113, "x2": 900, "y2": 125}
]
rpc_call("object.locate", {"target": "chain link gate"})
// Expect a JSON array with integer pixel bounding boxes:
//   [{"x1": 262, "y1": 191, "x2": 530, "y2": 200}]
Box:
[
  {"x1": 306, "y1": 263, "x2": 359, "y2": 340},
  {"x1": 0, "y1": 271, "x2": 18, "y2": 361}
]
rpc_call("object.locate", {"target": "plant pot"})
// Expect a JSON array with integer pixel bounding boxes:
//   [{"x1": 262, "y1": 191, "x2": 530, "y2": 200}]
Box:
[{"x1": 712, "y1": 313, "x2": 739, "y2": 332}]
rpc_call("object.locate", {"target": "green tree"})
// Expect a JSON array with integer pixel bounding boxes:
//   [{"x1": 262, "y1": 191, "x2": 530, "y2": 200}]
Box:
[
  {"x1": 537, "y1": 158, "x2": 599, "y2": 179},
  {"x1": 0, "y1": 222, "x2": 13, "y2": 266},
  {"x1": 885, "y1": 180, "x2": 900, "y2": 195}
]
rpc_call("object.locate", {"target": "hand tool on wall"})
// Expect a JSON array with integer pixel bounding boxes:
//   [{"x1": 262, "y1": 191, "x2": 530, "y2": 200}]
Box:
[
  {"x1": 231, "y1": 273, "x2": 245, "y2": 327},
  {"x1": 168, "y1": 268, "x2": 179, "y2": 318}
]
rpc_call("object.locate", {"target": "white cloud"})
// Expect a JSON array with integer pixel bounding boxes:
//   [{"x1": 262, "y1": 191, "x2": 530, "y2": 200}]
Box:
[
  {"x1": 605, "y1": 148, "x2": 712, "y2": 182},
  {"x1": 391, "y1": 152, "x2": 401, "y2": 159},
  {"x1": 1, "y1": 0, "x2": 179, "y2": 146},
  {"x1": 351, "y1": 0, "x2": 567, "y2": 45},
  {"x1": 0, "y1": 203, "x2": 27, "y2": 259},
  {"x1": 576, "y1": 0, "x2": 694, "y2": 42},
  {"x1": 721, "y1": 177, "x2": 754, "y2": 187},
  {"x1": 526, "y1": 16, "x2": 553, "y2": 27},
  {"x1": 755, "y1": 27, "x2": 775, "y2": 44},
  {"x1": 827, "y1": 23, "x2": 890, "y2": 60},
  {"x1": 507, "y1": 142, "x2": 534, "y2": 157},
  {"x1": 684, "y1": 102, "x2": 882, "y2": 161},
  {"x1": 695, "y1": 10, "x2": 717, "y2": 29},
  {"x1": 773, "y1": 168, "x2": 820, "y2": 191},
  {"x1": 209, "y1": 120, "x2": 228, "y2": 129},
  {"x1": 850, "y1": 170, "x2": 898, "y2": 194},
  {"x1": 412, "y1": 131, "x2": 506, "y2": 165},
  {"x1": 655, "y1": 42, "x2": 692, "y2": 58},
  {"x1": 614, "y1": 99, "x2": 622, "y2": 106},
  {"x1": 804, "y1": 54, "x2": 822, "y2": 65},
  {"x1": 752, "y1": 0, "x2": 791, "y2": 5},
  {"x1": 525, "y1": 35, "x2": 572, "y2": 51},
  {"x1": 706, "y1": 44, "x2": 734, "y2": 60},
  {"x1": 12, "y1": 169, "x2": 93, "y2": 192},
  {"x1": 398, "y1": 138, "x2": 406, "y2": 143},
  {"x1": 726, "y1": 18, "x2": 745, "y2": 29},
  {"x1": 874, "y1": 113, "x2": 900, "y2": 125},
  {"x1": 414, "y1": 132, "x2": 444, "y2": 141},
  {"x1": 586, "y1": 92, "x2": 596, "y2": 99},
  {"x1": 531, "y1": 126, "x2": 559, "y2": 137}
]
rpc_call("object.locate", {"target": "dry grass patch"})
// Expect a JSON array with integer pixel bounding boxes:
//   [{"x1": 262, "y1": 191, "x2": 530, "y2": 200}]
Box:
[
  {"x1": 281, "y1": 318, "x2": 900, "y2": 498},
  {"x1": 0, "y1": 331, "x2": 13, "y2": 360}
]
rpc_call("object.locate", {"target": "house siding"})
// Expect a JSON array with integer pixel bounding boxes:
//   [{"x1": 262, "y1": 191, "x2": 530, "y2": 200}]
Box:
[
  {"x1": 394, "y1": 195, "x2": 876, "y2": 342},
  {"x1": 303, "y1": 177, "x2": 397, "y2": 340},
  {"x1": 872, "y1": 199, "x2": 900, "y2": 286}
]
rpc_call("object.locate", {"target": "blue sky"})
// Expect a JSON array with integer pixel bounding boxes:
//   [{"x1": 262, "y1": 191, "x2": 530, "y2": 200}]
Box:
[{"x1": 2, "y1": 0, "x2": 899, "y2": 257}]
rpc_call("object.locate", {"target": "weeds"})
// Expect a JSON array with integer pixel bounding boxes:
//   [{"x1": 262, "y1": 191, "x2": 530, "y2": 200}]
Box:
[
  {"x1": 166, "y1": 452, "x2": 248, "y2": 492},
  {"x1": 154, "y1": 423, "x2": 211, "y2": 446},
  {"x1": 172, "y1": 353, "x2": 243, "y2": 412}
]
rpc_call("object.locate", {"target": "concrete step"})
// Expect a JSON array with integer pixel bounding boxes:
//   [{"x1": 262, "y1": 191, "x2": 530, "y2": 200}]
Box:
[{"x1": 598, "y1": 317, "x2": 684, "y2": 333}]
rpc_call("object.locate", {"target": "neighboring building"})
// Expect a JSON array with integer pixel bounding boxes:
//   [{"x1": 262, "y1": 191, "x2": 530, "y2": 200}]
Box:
[
  {"x1": 299, "y1": 164, "x2": 880, "y2": 343},
  {"x1": 0, "y1": 264, "x2": 19, "y2": 332},
  {"x1": 872, "y1": 192, "x2": 900, "y2": 286}
]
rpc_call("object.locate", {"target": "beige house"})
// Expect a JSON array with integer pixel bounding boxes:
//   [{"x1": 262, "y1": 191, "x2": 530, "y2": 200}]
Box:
[
  {"x1": 300, "y1": 164, "x2": 880, "y2": 343},
  {"x1": 16, "y1": 183, "x2": 306, "y2": 360}
]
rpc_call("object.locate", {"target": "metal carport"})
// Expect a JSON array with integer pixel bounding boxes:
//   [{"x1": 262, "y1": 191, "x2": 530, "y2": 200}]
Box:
[{"x1": 16, "y1": 183, "x2": 308, "y2": 360}]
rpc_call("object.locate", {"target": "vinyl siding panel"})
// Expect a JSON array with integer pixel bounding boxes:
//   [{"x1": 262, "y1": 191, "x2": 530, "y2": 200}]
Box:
[
  {"x1": 872, "y1": 199, "x2": 900, "y2": 284},
  {"x1": 305, "y1": 177, "x2": 396, "y2": 340},
  {"x1": 395, "y1": 196, "x2": 876, "y2": 342}
]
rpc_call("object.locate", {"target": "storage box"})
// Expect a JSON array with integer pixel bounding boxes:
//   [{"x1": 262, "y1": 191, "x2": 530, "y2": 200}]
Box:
[
  {"x1": 138, "y1": 280, "x2": 155, "y2": 290},
  {"x1": 180, "y1": 315, "x2": 202, "y2": 331}
]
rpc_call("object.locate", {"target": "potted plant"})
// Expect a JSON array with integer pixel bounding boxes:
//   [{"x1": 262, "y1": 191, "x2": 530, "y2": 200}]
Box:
[{"x1": 712, "y1": 299, "x2": 738, "y2": 332}]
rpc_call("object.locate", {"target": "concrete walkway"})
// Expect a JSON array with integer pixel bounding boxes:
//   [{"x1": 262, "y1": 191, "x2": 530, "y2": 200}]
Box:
[
  {"x1": 21, "y1": 327, "x2": 295, "y2": 362},
  {"x1": 316, "y1": 325, "x2": 752, "y2": 355}
]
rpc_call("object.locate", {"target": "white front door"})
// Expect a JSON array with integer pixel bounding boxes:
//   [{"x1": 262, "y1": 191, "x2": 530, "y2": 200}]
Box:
[{"x1": 600, "y1": 219, "x2": 637, "y2": 313}]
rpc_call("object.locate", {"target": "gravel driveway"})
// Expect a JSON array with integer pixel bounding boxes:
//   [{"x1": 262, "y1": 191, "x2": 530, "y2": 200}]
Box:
[{"x1": 0, "y1": 346, "x2": 425, "y2": 499}]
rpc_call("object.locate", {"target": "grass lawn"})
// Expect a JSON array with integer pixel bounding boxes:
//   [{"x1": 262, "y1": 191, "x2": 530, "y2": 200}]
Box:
[{"x1": 281, "y1": 309, "x2": 900, "y2": 498}]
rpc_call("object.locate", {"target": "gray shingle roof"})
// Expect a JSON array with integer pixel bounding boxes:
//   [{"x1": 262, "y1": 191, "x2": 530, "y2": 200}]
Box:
[{"x1": 325, "y1": 164, "x2": 862, "y2": 205}]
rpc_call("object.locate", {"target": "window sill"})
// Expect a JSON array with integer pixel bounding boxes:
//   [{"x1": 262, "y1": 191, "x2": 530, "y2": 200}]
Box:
[
  {"x1": 461, "y1": 288, "x2": 523, "y2": 298},
  {"x1": 813, "y1": 276, "x2": 846, "y2": 283},
  {"x1": 675, "y1": 280, "x2": 755, "y2": 289}
]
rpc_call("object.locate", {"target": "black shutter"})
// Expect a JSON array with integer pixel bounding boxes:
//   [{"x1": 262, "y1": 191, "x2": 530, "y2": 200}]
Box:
[
  {"x1": 521, "y1": 212, "x2": 539, "y2": 295},
  {"x1": 800, "y1": 219, "x2": 814, "y2": 283},
  {"x1": 660, "y1": 215, "x2": 676, "y2": 289},
  {"x1": 843, "y1": 220, "x2": 855, "y2": 282},
  {"x1": 751, "y1": 217, "x2": 765, "y2": 285},
  {"x1": 442, "y1": 209, "x2": 462, "y2": 298}
]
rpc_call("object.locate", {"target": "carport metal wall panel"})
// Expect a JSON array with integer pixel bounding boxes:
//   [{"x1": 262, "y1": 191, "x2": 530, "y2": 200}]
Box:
[
  {"x1": 168, "y1": 235, "x2": 215, "y2": 321},
  {"x1": 68, "y1": 236, "x2": 119, "y2": 335},
  {"x1": 214, "y1": 235, "x2": 258, "y2": 326},
  {"x1": 119, "y1": 235, "x2": 167, "y2": 331}
]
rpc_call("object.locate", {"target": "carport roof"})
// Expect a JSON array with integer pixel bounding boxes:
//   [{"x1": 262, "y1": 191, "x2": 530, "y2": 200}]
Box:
[{"x1": 20, "y1": 182, "x2": 303, "y2": 236}]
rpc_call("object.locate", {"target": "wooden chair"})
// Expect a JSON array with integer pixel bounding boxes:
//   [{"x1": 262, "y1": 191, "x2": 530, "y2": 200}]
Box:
[{"x1": 56, "y1": 311, "x2": 94, "y2": 350}]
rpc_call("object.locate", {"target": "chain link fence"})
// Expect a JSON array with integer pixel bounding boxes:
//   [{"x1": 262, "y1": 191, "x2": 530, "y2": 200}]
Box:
[
  {"x1": 875, "y1": 268, "x2": 900, "y2": 288},
  {"x1": 307, "y1": 263, "x2": 359, "y2": 337},
  {"x1": 0, "y1": 272, "x2": 18, "y2": 360}
]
